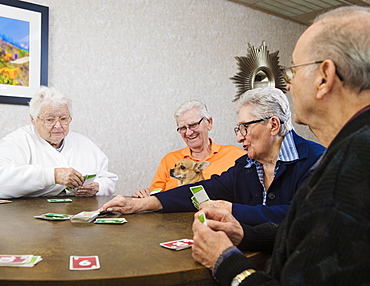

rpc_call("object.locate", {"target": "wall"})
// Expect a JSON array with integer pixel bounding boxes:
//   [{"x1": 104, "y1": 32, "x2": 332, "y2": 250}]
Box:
[{"x1": 1, "y1": 0, "x2": 313, "y2": 195}]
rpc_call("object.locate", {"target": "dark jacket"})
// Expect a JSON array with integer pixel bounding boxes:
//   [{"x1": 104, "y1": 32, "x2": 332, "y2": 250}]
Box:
[
  {"x1": 215, "y1": 108, "x2": 370, "y2": 285},
  {"x1": 155, "y1": 131, "x2": 325, "y2": 226}
]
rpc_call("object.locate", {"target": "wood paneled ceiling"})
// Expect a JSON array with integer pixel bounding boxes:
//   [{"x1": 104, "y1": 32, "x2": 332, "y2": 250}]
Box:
[{"x1": 227, "y1": 0, "x2": 370, "y2": 25}]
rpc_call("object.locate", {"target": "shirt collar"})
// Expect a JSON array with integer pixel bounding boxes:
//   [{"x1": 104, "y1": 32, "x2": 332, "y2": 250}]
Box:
[
  {"x1": 245, "y1": 130, "x2": 298, "y2": 168},
  {"x1": 181, "y1": 138, "x2": 221, "y2": 159}
]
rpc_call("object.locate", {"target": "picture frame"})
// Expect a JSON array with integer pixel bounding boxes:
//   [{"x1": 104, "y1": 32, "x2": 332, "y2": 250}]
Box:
[{"x1": 0, "y1": 0, "x2": 48, "y2": 105}]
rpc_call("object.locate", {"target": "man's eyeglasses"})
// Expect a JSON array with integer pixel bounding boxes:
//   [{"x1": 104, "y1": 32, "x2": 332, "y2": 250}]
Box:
[
  {"x1": 177, "y1": 117, "x2": 204, "y2": 134},
  {"x1": 234, "y1": 117, "x2": 271, "y2": 136},
  {"x1": 280, "y1": 60, "x2": 344, "y2": 84},
  {"x1": 38, "y1": 116, "x2": 72, "y2": 127},
  {"x1": 280, "y1": 61, "x2": 323, "y2": 84}
]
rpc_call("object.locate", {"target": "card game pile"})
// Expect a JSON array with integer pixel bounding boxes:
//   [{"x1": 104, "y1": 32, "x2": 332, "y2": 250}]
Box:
[
  {"x1": 190, "y1": 185, "x2": 210, "y2": 209},
  {"x1": 71, "y1": 211, "x2": 100, "y2": 223},
  {"x1": 0, "y1": 255, "x2": 42, "y2": 267}
]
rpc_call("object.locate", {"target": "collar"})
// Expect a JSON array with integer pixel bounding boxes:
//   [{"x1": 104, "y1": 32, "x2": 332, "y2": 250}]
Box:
[
  {"x1": 245, "y1": 130, "x2": 299, "y2": 168},
  {"x1": 181, "y1": 138, "x2": 221, "y2": 160}
]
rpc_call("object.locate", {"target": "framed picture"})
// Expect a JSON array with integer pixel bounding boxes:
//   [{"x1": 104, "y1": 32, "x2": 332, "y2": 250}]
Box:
[{"x1": 0, "y1": 0, "x2": 48, "y2": 105}]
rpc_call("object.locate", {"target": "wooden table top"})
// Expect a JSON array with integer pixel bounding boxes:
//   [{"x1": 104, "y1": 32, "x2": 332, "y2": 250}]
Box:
[{"x1": 0, "y1": 196, "x2": 269, "y2": 286}]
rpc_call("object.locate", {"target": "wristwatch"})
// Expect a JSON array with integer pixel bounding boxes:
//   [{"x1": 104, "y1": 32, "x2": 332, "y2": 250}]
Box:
[{"x1": 231, "y1": 269, "x2": 256, "y2": 286}]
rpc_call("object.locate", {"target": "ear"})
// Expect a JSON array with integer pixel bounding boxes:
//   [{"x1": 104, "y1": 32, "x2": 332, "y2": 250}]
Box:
[
  {"x1": 206, "y1": 117, "x2": 213, "y2": 131},
  {"x1": 316, "y1": 60, "x2": 337, "y2": 100},
  {"x1": 30, "y1": 115, "x2": 36, "y2": 126},
  {"x1": 195, "y1": 161, "x2": 211, "y2": 172},
  {"x1": 269, "y1": 117, "x2": 281, "y2": 136}
]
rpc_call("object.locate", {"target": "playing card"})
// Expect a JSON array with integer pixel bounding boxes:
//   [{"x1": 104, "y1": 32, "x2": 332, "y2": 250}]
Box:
[
  {"x1": 190, "y1": 185, "x2": 210, "y2": 204},
  {"x1": 0, "y1": 255, "x2": 33, "y2": 265},
  {"x1": 94, "y1": 218, "x2": 127, "y2": 224},
  {"x1": 71, "y1": 211, "x2": 100, "y2": 223},
  {"x1": 198, "y1": 212, "x2": 207, "y2": 226},
  {"x1": 47, "y1": 198, "x2": 72, "y2": 203},
  {"x1": 0, "y1": 200, "x2": 12, "y2": 204},
  {"x1": 191, "y1": 195, "x2": 200, "y2": 210},
  {"x1": 83, "y1": 174, "x2": 96, "y2": 185},
  {"x1": 34, "y1": 213, "x2": 72, "y2": 221},
  {"x1": 160, "y1": 239, "x2": 194, "y2": 251},
  {"x1": 69, "y1": 256, "x2": 100, "y2": 270}
]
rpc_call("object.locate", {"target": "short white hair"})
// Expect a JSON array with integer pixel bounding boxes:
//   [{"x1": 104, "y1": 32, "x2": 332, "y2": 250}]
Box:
[
  {"x1": 174, "y1": 100, "x2": 211, "y2": 120},
  {"x1": 235, "y1": 87, "x2": 293, "y2": 136},
  {"x1": 29, "y1": 86, "x2": 72, "y2": 119}
]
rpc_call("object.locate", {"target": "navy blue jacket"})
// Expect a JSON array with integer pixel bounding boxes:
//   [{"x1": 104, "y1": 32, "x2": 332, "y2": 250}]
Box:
[{"x1": 154, "y1": 131, "x2": 325, "y2": 226}]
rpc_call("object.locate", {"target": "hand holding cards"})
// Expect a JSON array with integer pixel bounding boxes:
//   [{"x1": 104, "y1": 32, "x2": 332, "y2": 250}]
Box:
[{"x1": 66, "y1": 174, "x2": 96, "y2": 192}]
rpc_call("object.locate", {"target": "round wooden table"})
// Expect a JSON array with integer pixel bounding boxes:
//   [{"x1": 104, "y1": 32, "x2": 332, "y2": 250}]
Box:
[{"x1": 0, "y1": 196, "x2": 269, "y2": 285}]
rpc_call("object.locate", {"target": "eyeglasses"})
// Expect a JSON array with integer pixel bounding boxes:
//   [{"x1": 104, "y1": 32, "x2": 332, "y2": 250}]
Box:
[
  {"x1": 177, "y1": 117, "x2": 204, "y2": 133},
  {"x1": 280, "y1": 61, "x2": 324, "y2": 84},
  {"x1": 234, "y1": 117, "x2": 271, "y2": 136},
  {"x1": 38, "y1": 116, "x2": 72, "y2": 127},
  {"x1": 280, "y1": 60, "x2": 344, "y2": 84}
]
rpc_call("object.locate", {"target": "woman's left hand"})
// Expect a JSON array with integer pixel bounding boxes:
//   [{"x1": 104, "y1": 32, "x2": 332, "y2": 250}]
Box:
[{"x1": 75, "y1": 182, "x2": 99, "y2": 197}]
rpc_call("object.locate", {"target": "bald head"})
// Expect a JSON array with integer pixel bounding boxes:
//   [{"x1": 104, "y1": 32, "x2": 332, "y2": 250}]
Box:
[{"x1": 296, "y1": 6, "x2": 370, "y2": 92}]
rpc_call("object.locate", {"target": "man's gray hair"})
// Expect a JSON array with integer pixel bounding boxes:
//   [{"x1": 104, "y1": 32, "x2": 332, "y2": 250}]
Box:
[
  {"x1": 306, "y1": 6, "x2": 370, "y2": 92},
  {"x1": 174, "y1": 100, "x2": 211, "y2": 120},
  {"x1": 29, "y1": 86, "x2": 72, "y2": 119},
  {"x1": 235, "y1": 87, "x2": 293, "y2": 136}
]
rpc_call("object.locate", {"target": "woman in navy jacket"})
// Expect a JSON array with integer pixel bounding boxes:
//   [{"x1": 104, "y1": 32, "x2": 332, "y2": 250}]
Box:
[{"x1": 101, "y1": 87, "x2": 325, "y2": 226}]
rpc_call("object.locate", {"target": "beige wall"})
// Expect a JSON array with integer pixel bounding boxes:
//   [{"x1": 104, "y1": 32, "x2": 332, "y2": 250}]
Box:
[{"x1": 1, "y1": 0, "x2": 315, "y2": 195}]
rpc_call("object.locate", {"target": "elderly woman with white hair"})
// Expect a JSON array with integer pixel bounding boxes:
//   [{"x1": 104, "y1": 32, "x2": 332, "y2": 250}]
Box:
[
  {"x1": 101, "y1": 87, "x2": 325, "y2": 226},
  {"x1": 0, "y1": 86, "x2": 118, "y2": 199}
]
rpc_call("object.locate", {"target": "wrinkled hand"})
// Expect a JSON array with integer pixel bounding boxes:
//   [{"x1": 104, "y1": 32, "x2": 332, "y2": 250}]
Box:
[
  {"x1": 99, "y1": 195, "x2": 140, "y2": 214},
  {"x1": 132, "y1": 188, "x2": 151, "y2": 198},
  {"x1": 75, "y1": 182, "x2": 99, "y2": 197},
  {"x1": 192, "y1": 211, "x2": 233, "y2": 269},
  {"x1": 54, "y1": 168, "x2": 84, "y2": 189},
  {"x1": 198, "y1": 207, "x2": 244, "y2": 246},
  {"x1": 199, "y1": 200, "x2": 232, "y2": 213}
]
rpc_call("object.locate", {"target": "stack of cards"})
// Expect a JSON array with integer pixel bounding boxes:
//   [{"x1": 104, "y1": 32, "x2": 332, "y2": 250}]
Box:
[
  {"x1": 69, "y1": 256, "x2": 100, "y2": 270},
  {"x1": 0, "y1": 255, "x2": 42, "y2": 267},
  {"x1": 160, "y1": 239, "x2": 194, "y2": 251},
  {"x1": 71, "y1": 211, "x2": 100, "y2": 223},
  {"x1": 190, "y1": 185, "x2": 210, "y2": 209},
  {"x1": 34, "y1": 213, "x2": 72, "y2": 221}
]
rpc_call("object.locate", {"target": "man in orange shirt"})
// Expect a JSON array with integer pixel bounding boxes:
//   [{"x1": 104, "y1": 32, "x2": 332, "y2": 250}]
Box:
[{"x1": 133, "y1": 100, "x2": 245, "y2": 197}]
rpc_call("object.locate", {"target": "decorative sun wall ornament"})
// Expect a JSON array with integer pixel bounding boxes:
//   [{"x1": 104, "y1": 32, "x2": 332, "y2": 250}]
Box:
[{"x1": 230, "y1": 41, "x2": 287, "y2": 102}]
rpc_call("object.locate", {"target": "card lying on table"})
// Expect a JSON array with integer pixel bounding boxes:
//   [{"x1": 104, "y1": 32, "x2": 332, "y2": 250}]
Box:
[
  {"x1": 71, "y1": 211, "x2": 100, "y2": 223},
  {"x1": 47, "y1": 198, "x2": 72, "y2": 203},
  {"x1": 0, "y1": 200, "x2": 12, "y2": 204},
  {"x1": 160, "y1": 239, "x2": 194, "y2": 251},
  {"x1": 34, "y1": 213, "x2": 72, "y2": 221},
  {"x1": 94, "y1": 218, "x2": 127, "y2": 224},
  {"x1": 69, "y1": 256, "x2": 100, "y2": 270},
  {"x1": 0, "y1": 255, "x2": 42, "y2": 267}
]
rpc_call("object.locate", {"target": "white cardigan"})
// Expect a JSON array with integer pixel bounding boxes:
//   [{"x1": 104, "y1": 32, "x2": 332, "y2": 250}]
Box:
[{"x1": 0, "y1": 125, "x2": 118, "y2": 198}]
